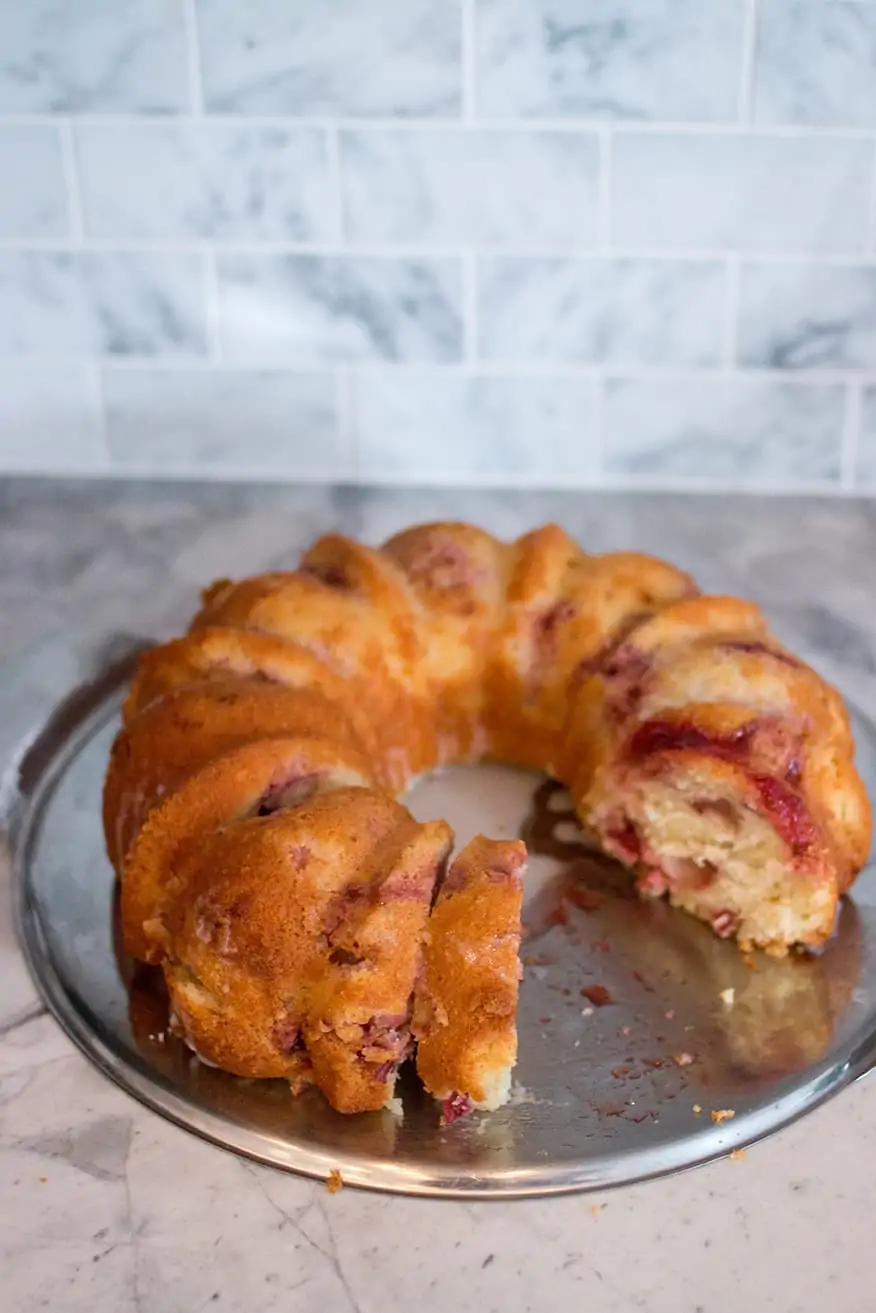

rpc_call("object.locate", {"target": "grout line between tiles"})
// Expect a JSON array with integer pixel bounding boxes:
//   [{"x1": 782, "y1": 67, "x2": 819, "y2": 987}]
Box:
[
  {"x1": 0, "y1": 359, "x2": 872, "y2": 386},
  {"x1": 3, "y1": 112, "x2": 876, "y2": 141},
  {"x1": 867, "y1": 140, "x2": 876, "y2": 256},
  {"x1": 0, "y1": 238, "x2": 874, "y2": 265},
  {"x1": 591, "y1": 375, "x2": 607, "y2": 483},
  {"x1": 737, "y1": 0, "x2": 759, "y2": 122},
  {"x1": 182, "y1": 0, "x2": 205, "y2": 115},
  {"x1": 57, "y1": 120, "x2": 85, "y2": 243},
  {"x1": 841, "y1": 381, "x2": 863, "y2": 490}
]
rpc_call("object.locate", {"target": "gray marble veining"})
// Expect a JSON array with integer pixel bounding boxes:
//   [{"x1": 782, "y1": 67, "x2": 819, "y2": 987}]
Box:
[
  {"x1": 197, "y1": 0, "x2": 461, "y2": 117},
  {"x1": 75, "y1": 124, "x2": 338, "y2": 243},
  {"x1": 738, "y1": 264, "x2": 876, "y2": 371},
  {"x1": 216, "y1": 254, "x2": 463, "y2": 363},
  {"x1": 0, "y1": 0, "x2": 874, "y2": 491},
  {"x1": 476, "y1": 0, "x2": 745, "y2": 120},
  {"x1": 0, "y1": 0, "x2": 189, "y2": 113},
  {"x1": 478, "y1": 258, "x2": 725, "y2": 366},
  {"x1": 604, "y1": 377, "x2": 845, "y2": 484},
  {"x1": 0, "y1": 253, "x2": 207, "y2": 357}
]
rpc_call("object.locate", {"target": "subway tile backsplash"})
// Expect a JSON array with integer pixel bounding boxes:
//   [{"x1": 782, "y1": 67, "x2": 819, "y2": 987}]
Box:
[{"x1": 0, "y1": 0, "x2": 875, "y2": 492}]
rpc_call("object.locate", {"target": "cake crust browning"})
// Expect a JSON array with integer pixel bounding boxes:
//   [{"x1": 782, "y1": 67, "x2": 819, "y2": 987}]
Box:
[
  {"x1": 104, "y1": 520, "x2": 872, "y2": 1113},
  {"x1": 414, "y1": 836, "x2": 526, "y2": 1112}
]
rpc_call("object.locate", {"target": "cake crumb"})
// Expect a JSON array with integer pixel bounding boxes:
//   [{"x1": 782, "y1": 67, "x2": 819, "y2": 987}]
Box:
[
  {"x1": 326, "y1": 1169, "x2": 344, "y2": 1194},
  {"x1": 581, "y1": 1007, "x2": 594, "y2": 1017},
  {"x1": 692, "y1": 1104, "x2": 703, "y2": 1115},
  {"x1": 663, "y1": 1009, "x2": 675, "y2": 1020},
  {"x1": 719, "y1": 988, "x2": 735, "y2": 1006},
  {"x1": 711, "y1": 1109, "x2": 736, "y2": 1125},
  {"x1": 729, "y1": 1148, "x2": 746, "y2": 1161},
  {"x1": 580, "y1": 984, "x2": 614, "y2": 1007},
  {"x1": 674, "y1": 1052, "x2": 694, "y2": 1066},
  {"x1": 590, "y1": 1204, "x2": 604, "y2": 1217}
]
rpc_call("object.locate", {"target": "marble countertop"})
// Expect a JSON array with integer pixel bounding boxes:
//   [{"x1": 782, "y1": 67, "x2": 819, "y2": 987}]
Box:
[{"x1": 3, "y1": 478, "x2": 876, "y2": 1313}]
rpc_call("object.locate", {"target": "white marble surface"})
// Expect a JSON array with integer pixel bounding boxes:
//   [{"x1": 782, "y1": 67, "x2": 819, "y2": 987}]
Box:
[
  {"x1": 754, "y1": 1, "x2": 876, "y2": 127},
  {"x1": 354, "y1": 373, "x2": 598, "y2": 484},
  {"x1": 0, "y1": 253, "x2": 207, "y2": 357},
  {"x1": 478, "y1": 258, "x2": 725, "y2": 367},
  {"x1": 738, "y1": 265, "x2": 876, "y2": 372},
  {"x1": 475, "y1": 0, "x2": 744, "y2": 121},
  {"x1": 611, "y1": 135, "x2": 873, "y2": 255},
  {"x1": 197, "y1": 0, "x2": 460, "y2": 117},
  {"x1": 0, "y1": 0, "x2": 189, "y2": 114},
  {"x1": 340, "y1": 129, "x2": 600, "y2": 247},
  {"x1": 216, "y1": 255, "x2": 463, "y2": 364},
  {"x1": 3, "y1": 480, "x2": 876, "y2": 1312},
  {"x1": 76, "y1": 124, "x2": 338, "y2": 243},
  {"x1": 0, "y1": 125, "x2": 68, "y2": 240},
  {"x1": 603, "y1": 378, "x2": 845, "y2": 484}
]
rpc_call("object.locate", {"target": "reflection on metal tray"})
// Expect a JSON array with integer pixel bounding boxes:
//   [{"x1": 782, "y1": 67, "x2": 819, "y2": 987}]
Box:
[{"x1": 4, "y1": 632, "x2": 876, "y2": 1199}]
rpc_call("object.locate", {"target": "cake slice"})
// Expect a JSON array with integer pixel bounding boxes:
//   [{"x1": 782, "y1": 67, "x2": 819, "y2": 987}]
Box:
[{"x1": 413, "y1": 836, "x2": 526, "y2": 1122}]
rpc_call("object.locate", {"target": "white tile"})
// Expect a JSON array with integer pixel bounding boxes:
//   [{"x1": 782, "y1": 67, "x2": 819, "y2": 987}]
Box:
[
  {"x1": 198, "y1": 0, "x2": 460, "y2": 116},
  {"x1": 0, "y1": 368, "x2": 105, "y2": 472},
  {"x1": 216, "y1": 255, "x2": 463, "y2": 363},
  {"x1": 613, "y1": 134, "x2": 871, "y2": 255},
  {"x1": 103, "y1": 369, "x2": 342, "y2": 476},
  {"x1": 476, "y1": 0, "x2": 745, "y2": 120},
  {"x1": 754, "y1": 1, "x2": 876, "y2": 126},
  {"x1": 0, "y1": 126, "x2": 68, "y2": 239},
  {"x1": 340, "y1": 129, "x2": 599, "y2": 246},
  {"x1": 354, "y1": 372, "x2": 598, "y2": 483},
  {"x1": 738, "y1": 264, "x2": 876, "y2": 370},
  {"x1": 478, "y1": 258, "x2": 724, "y2": 366},
  {"x1": 0, "y1": 253, "x2": 207, "y2": 357},
  {"x1": 0, "y1": 0, "x2": 188, "y2": 113},
  {"x1": 604, "y1": 377, "x2": 844, "y2": 482},
  {"x1": 858, "y1": 388, "x2": 876, "y2": 485},
  {"x1": 76, "y1": 124, "x2": 336, "y2": 242}
]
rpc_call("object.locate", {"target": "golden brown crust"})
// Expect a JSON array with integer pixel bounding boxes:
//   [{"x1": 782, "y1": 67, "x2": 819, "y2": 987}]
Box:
[
  {"x1": 414, "y1": 837, "x2": 525, "y2": 1108},
  {"x1": 104, "y1": 519, "x2": 872, "y2": 1113}
]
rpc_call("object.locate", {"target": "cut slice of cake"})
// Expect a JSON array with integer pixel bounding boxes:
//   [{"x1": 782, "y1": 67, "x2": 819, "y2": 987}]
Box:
[{"x1": 413, "y1": 835, "x2": 526, "y2": 1122}]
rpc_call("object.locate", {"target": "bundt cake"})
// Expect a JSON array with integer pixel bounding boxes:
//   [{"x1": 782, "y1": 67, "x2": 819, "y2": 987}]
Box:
[{"x1": 104, "y1": 521, "x2": 872, "y2": 1116}]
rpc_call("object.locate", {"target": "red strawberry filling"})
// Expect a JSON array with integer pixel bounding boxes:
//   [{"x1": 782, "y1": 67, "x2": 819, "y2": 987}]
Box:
[{"x1": 441, "y1": 1092, "x2": 474, "y2": 1125}]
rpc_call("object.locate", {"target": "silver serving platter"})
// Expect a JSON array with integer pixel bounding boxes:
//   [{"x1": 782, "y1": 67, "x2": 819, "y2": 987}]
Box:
[{"x1": 4, "y1": 631, "x2": 876, "y2": 1199}]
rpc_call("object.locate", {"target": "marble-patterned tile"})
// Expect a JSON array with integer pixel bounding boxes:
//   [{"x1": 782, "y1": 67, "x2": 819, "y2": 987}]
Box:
[
  {"x1": 0, "y1": 253, "x2": 207, "y2": 357},
  {"x1": 738, "y1": 264, "x2": 876, "y2": 371},
  {"x1": 353, "y1": 371, "x2": 598, "y2": 483},
  {"x1": 340, "y1": 129, "x2": 598, "y2": 246},
  {"x1": 857, "y1": 388, "x2": 876, "y2": 487},
  {"x1": 0, "y1": 126, "x2": 68, "y2": 240},
  {"x1": 604, "y1": 377, "x2": 844, "y2": 482},
  {"x1": 754, "y1": 1, "x2": 876, "y2": 126},
  {"x1": 198, "y1": 0, "x2": 460, "y2": 116},
  {"x1": 76, "y1": 124, "x2": 336, "y2": 242},
  {"x1": 476, "y1": 0, "x2": 744, "y2": 120},
  {"x1": 103, "y1": 369, "x2": 343, "y2": 477},
  {"x1": 0, "y1": 0, "x2": 188, "y2": 113},
  {"x1": 0, "y1": 368, "x2": 105, "y2": 472},
  {"x1": 613, "y1": 134, "x2": 870, "y2": 254},
  {"x1": 217, "y1": 255, "x2": 462, "y2": 363},
  {"x1": 478, "y1": 258, "x2": 724, "y2": 366}
]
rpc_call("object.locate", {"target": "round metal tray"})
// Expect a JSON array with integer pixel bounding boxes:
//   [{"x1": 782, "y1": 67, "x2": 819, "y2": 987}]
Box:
[{"x1": 5, "y1": 631, "x2": 876, "y2": 1199}]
